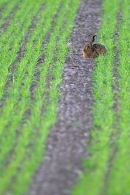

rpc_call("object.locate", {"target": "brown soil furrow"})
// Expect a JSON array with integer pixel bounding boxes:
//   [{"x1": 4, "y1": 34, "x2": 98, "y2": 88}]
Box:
[{"x1": 29, "y1": 0, "x2": 103, "y2": 195}]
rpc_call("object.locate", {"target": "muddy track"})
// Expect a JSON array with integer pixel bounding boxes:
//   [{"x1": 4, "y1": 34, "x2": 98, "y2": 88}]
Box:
[{"x1": 29, "y1": 0, "x2": 103, "y2": 195}]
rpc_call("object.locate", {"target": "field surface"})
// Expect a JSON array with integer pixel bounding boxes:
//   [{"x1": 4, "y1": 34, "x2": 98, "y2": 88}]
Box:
[{"x1": 0, "y1": 0, "x2": 130, "y2": 195}]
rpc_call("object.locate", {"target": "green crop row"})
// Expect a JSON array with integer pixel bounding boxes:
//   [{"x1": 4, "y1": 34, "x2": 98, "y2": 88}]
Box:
[
  {"x1": 0, "y1": 0, "x2": 63, "y2": 171},
  {"x1": 0, "y1": 0, "x2": 80, "y2": 194},
  {"x1": 0, "y1": 0, "x2": 11, "y2": 8},
  {"x1": 0, "y1": 0, "x2": 60, "y2": 176},
  {"x1": 0, "y1": 0, "x2": 44, "y2": 99},
  {"x1": 72, "y1": 0, "x2": 119, "y2": 195},
  {"x1": 0, "y1": 0, "x2": 44, "y2": 145},
  {"x1": 107, "y1": 1, "x2": 130, "y2": 194},
  {"x1": 0, "y1": 0, "x2": 20, "y2": 27}
]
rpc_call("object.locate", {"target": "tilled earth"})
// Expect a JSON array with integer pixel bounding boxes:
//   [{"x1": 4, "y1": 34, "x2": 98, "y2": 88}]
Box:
[{"x1": 30, "y1": 0, "x2": 103, "y2": 194}]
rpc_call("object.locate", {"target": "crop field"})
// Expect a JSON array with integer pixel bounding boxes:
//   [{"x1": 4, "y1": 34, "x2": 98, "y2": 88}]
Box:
[
  {"x1": 0, "y1": 0, "x2": 130, "y2": 195},
  {"x1": 72, "y1": 0, "x2": 130, "y2": 195}
]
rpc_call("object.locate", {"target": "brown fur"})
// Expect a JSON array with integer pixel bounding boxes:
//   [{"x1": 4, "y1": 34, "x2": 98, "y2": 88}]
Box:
[{"x1": 82, "y1": 35, "x2": 107, "y2": 58}]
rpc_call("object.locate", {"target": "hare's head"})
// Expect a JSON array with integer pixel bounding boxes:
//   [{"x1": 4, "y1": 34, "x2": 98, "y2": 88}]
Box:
[
  {"x1": 82, "y1": 44, "x2": 93, "y2": 58},
  {"x1": 82, "y1": 35, "x2": 97, "y2": 58}
]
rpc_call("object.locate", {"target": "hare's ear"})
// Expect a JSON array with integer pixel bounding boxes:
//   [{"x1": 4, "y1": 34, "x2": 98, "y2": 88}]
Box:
[
  {"x1": 90, "y1": 35, "x2": 97, "y2": 44},
  {"x1": 90, "y1": 34, "x2": 96, "y2": 47},
  {"x1": 93, "y1": 35, "x2": 97, "y2": 42},
  {"x1": 92, "y1": 35, "x2": 96, "y2": 42}
]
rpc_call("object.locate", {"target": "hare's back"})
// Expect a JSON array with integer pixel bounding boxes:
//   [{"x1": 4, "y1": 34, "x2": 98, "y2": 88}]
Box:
[{"x1": 93, "y1": 43, "x2": 107, "y2": 54}]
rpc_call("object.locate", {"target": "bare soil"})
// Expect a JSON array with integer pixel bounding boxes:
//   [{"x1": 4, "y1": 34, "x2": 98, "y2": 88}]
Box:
[{"x1": 29, "y1": 0, "x2": 103, "y2": 194}]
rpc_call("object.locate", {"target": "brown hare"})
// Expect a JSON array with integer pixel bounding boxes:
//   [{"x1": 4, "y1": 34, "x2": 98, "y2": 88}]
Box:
[{"x1": 82, "y1": 35, "x2": 107, "y2": 58}]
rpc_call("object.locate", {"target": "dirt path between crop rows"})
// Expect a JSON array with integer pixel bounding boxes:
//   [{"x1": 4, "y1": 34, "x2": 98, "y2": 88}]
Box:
[{"x1": 30, "y1": 0, "x2": 103, "y2": 194}]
